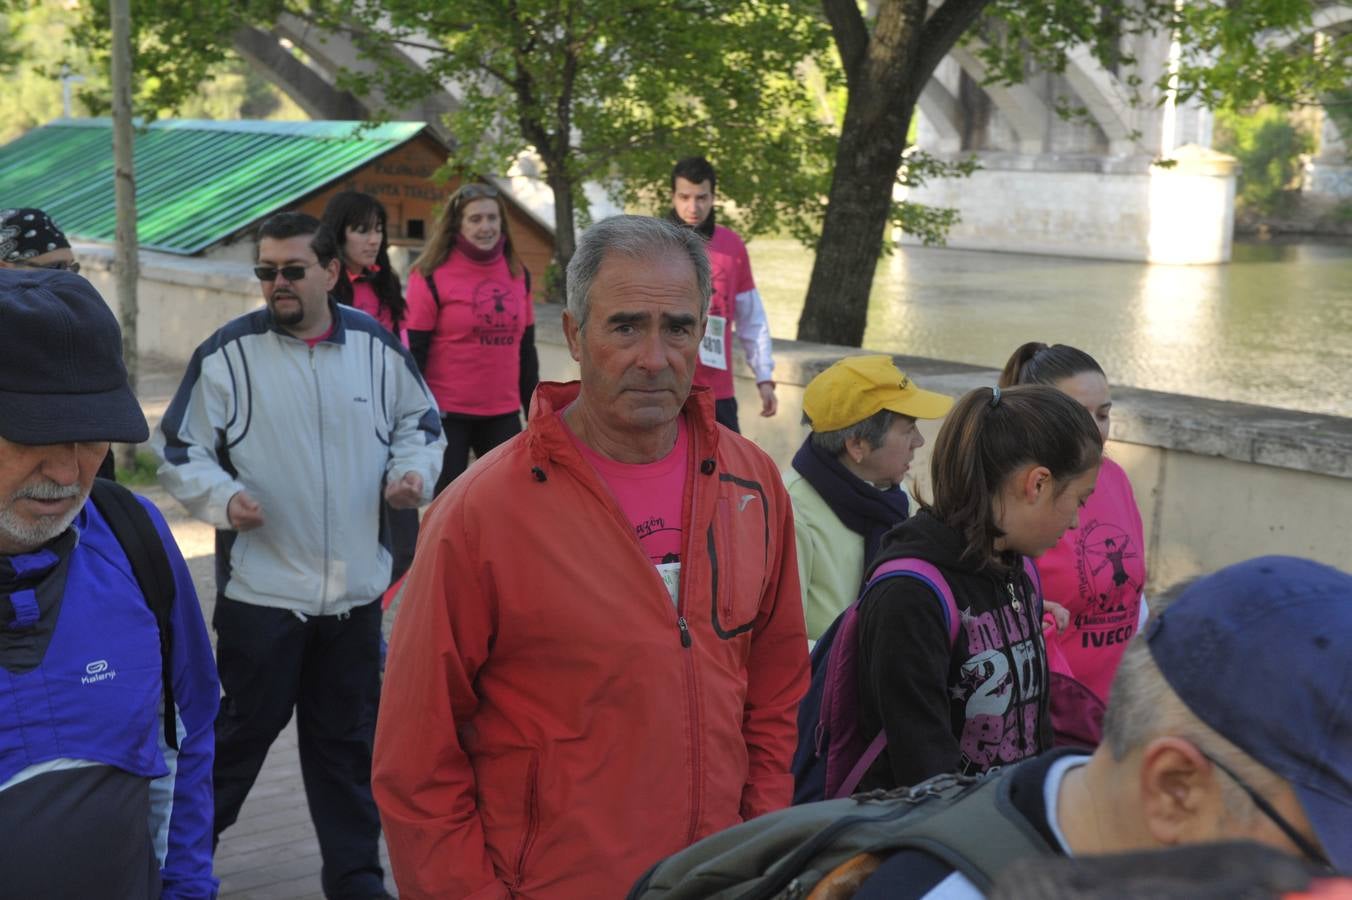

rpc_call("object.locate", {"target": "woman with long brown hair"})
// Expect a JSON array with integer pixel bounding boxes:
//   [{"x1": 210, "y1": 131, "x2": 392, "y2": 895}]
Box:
[{"x1": 405, "y1": 182, "x2": 539, "y2": 494}]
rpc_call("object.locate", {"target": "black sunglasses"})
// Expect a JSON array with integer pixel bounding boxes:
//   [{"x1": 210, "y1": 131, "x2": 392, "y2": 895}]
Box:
[
  {"x1": 1201, "y1": 749, "x2": 1333, "y2": 873},
  {"x1": 16, "y1": 259, "x2": 81, "y2": 275},
  {"x1": 253, "y1": 264, "x2": 310, "y2": 283}
]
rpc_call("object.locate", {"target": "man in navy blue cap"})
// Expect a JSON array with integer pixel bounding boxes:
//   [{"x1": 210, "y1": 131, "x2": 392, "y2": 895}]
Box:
[
  {"x1": 0, "y1": 268, "x2": 220, "y2": 899},
  {"x1": 645, "y1": 555, "x2": 1348, "y2": 899},
  {"x1": 843, "y1": 554, "x2": 1350, "y2": 897}
]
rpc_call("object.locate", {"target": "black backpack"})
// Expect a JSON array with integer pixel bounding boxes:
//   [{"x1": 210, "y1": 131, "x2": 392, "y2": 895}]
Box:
[
  {"x1": 89, "y1": 478, "x2": 179, "y2": 751},
  {"x1": 628, "y1": 766, "x2": 1053, "y2": 899}
]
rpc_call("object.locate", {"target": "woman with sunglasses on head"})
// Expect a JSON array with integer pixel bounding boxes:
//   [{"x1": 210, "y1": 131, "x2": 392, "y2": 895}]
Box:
[
  {"x1": 405, "y1": 182, "x2": 539, "y2": 495},
  {"x1": 999, "y1": 343, "x2": 1147, "y2": 719},
  {"x1": 321, "y1": 191, "x2": 407, "y2": 342},
  {"x1": 322, "y1": 191, "x2": 418, "y2": 584}
]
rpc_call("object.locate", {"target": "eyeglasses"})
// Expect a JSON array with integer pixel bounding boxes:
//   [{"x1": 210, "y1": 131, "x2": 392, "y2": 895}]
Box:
[
  {"x1": 1200, "y1": 749, "x2": 1333, "y2": 872},
  {"x1": 14, "y1": 259, "x2": 80, "y2": 274},
  {"x1": 253, "y1": 264, "x2": 310, "y2": 283}
]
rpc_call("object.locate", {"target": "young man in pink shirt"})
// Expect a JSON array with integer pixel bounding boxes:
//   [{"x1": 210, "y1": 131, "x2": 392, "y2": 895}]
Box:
[{"x1": 668, "y1": 156, "x2": 777, "y2": 434}]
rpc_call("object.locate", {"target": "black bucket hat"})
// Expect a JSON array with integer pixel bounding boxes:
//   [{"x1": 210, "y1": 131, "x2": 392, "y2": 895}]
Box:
[{"x1": 0, "y1": 268, "x2": 148, "y2": 444}]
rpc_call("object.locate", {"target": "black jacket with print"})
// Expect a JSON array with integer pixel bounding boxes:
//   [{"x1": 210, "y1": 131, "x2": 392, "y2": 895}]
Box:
[{"x1": 855, "y1": 509, "x2": 1052, "y2": 791}]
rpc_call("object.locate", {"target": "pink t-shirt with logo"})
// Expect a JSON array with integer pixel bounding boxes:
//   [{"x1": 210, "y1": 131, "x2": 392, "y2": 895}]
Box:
[
  {"x1": 565, "y1": 414, "x2": 690, "y2": 605},
  {"x1": 348, "y1": 269, "x2": 395, "y2": 334},
  {"x1": 693, "y1": 225, "x2": 756, "y2": 400},
  {"x1": 405, "y1": 252, "x2": 534, "y2": 416},
  {"x1": 1035, "y1": 458, "x2": 1147, "y2": 702},
  {"x1": 346, "y1": 269, "x2": 409, "y2": 345}
]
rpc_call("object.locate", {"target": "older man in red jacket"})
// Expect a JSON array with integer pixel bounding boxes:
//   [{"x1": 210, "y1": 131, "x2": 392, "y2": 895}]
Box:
[{"x1": 373, "y1": 214, "x2": 808, "y2": 899}]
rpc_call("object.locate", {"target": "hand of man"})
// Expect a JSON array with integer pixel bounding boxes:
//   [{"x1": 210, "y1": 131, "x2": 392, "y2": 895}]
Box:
[
  {"x1": 227, "y1": 490, "x2": 265, "y2": 531},
  {"x1": 757, "y1": 381, "x2": 778, "y2": 418},
  {"x1": 1042, "y1": 599, "x2": 1070, "y2": 635},
  {"x1": 384, "y1": 471, "x2": 425, "y2": 509}
]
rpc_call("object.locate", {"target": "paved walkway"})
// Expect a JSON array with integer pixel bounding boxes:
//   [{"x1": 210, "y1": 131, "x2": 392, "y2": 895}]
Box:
[{"x1": 135, "y1": 358, "x2": 396, "y2": 899}]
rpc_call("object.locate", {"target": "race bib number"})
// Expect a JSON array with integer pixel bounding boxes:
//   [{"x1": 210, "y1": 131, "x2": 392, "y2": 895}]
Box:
[
  {"x1": 699, "y1": 315, "x2": 728, "y2": 370},
  {"x1": 656, "y1": 562, "x2": 682, "y2": 607}
]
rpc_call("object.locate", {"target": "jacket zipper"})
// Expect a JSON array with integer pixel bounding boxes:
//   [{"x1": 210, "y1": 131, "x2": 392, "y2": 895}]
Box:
[
  {"x1": 560, "y1": 417, "x2": 704, "y2": 840},
  {"x1": 678, "y1": 432, "x2": 702, "y2": 846},
  {"x1": 309, "y1": 347, "x2": 331, "y2": 613},
  {"x1": 511, "y1": 754, "x2": 541, "y2": 888}
]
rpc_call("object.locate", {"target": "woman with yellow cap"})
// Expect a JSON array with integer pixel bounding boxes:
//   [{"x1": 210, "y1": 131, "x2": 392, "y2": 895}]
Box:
[{"x1": 783, "y1": 355, "x2": 953, "y2": 640}]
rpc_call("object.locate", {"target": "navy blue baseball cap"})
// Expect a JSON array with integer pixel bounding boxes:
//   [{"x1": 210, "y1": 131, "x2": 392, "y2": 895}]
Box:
[
  {"x1": 1146, "y1": 556, "x2": 1352, "y2": 873},
  {"x1": 0, "y1": 267, "x2": 148, "y2": 444}
]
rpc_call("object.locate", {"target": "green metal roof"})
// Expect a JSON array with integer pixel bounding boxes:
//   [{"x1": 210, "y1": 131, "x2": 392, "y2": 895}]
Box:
[{"x1": 0, "y1": 118, "x2": 430, "y2": 254}]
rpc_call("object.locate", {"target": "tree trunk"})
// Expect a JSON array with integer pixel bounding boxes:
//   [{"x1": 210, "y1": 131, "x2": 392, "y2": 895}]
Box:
[
  {"x1": 799, "y1": 0, "x2": 985, "y2": 347},
  {"x1": 111, "y1": 0, "x2": 140, "y2": 471},
  {"x1": 544, "y1": 164, "x2": 576, "y2": 304},
  {"x1": 796, "y1": 94, "x2": 916, "y2": 347}
]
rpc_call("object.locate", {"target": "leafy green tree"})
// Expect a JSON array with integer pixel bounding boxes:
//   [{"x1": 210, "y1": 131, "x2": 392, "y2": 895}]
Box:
[
  {"x1": 0, "y1": 1, "x2": 302, "y2": 143},
  {"x1": 68, "y1": 0, "x2": 282, "y2": 117},
  {"x1": 1215, "y1": 106, "x2": 1314, "y2": 217},
  {"x1": 310, "y1": 0, "x2": 836, "y2": 295},
  {"x1": 796, "y1": 0, "x2": 1352, "y2": 347}
]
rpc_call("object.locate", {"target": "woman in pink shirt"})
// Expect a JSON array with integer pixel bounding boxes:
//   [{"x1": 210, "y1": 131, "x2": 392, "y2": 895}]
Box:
[
  {"x1": 999, "y1": 343, "x2": 1147, "y2": 712},
  {"x1": 322, "y1": 191, "x2": 408, "y2": 339},
  {"x1": 405, "y1": 183, "x2": 539, "y2": 495},
  {"x1": 322, "y1": 191, "x2": 417, "y2": 583}
]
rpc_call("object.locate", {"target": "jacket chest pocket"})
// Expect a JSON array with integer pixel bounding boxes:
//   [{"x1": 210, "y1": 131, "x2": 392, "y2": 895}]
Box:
[{"x1": 709, "y1": 478, "x2": 771, "y2": 638}]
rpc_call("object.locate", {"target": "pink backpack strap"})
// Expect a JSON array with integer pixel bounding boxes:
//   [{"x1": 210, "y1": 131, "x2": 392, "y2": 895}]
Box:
[
  {"x1": 866, "y1": 558, "x2": 961, "y2": 648},
  {"x1": 830, "y1": 559, "x2": 962, "y2": 799}
]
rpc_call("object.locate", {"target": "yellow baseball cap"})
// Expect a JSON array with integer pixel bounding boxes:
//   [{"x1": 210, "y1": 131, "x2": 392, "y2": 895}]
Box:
[{"x1": 802, "y1": 355, "x2": 953, "y2": 432}]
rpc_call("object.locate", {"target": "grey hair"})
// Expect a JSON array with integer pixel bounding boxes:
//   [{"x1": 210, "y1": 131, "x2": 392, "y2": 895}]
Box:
[
  {"x1": 565, "y1": 215, "x2": 712, "y2": 328},
  {"x1": 809, "y1": 409, "x2": 897, "y2": 457},
  {"x1": 1102, "y1": 622, "x2": 1284, "y2": 823}
]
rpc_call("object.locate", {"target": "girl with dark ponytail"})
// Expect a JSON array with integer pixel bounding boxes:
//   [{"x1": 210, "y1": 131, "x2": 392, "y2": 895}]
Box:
[
  {"x1": 999, "y1": 342, "x2": 1147, "y2": 713},
  {"x1": 853, "y1": 384, "x2": 1103, "y2": 791}
]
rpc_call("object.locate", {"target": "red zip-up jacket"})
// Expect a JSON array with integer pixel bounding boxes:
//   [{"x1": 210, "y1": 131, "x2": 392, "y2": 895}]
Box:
[{"x1": 373, "y1": 381, "x2": 808, "y2": 899}]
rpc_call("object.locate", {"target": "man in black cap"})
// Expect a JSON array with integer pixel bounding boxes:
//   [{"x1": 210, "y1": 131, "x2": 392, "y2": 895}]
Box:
[
  {"x1": 0, "y1": 268, "x2": 219, "y2": 899},
  {"x1": 0, "y1": 207, "x2": 80, "y2": 273}
]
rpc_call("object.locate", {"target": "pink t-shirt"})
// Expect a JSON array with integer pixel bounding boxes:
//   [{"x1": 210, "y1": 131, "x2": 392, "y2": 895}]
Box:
[
  {"x1": 404, "y1": 252, "x2": 534, "y2": 416},
  {"x1": 1035, "y1": 457, "x2": 1147, "y2": 702},
  {"x1": 347, "y1": 269, "x2": 396, "y2": 335},
  {"x1": 302, "y1": 322, "x2": 336, "y2": 348},
  {"x1": 565, "y1": 414, "x2": 690, "y2": 605},
  {"x1": 693, "y1": 225, "x2": 756, "y2": 400}
]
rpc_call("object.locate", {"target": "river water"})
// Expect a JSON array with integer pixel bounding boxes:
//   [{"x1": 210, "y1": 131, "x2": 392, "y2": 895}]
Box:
[{"x1": 749, "y1": 238, "x2": 1352, "y2": 418}]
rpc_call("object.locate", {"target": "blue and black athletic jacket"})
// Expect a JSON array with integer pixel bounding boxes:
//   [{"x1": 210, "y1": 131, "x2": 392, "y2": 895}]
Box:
[{"x1": 0, "y1": 495, "x2": 219, "y2": 899}]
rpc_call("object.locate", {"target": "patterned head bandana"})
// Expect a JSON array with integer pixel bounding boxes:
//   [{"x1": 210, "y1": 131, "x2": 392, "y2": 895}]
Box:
[{"x1": 0, "y1": 208, "x2": 71, "y2": 262}]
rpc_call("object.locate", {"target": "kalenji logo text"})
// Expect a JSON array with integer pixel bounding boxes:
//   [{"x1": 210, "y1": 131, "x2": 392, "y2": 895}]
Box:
[{"x1": 82, "y1": 659, "x2": 117, "y2": 684}]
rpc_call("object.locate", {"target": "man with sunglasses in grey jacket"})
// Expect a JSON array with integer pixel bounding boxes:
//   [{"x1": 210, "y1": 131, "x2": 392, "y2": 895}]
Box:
[{"x1": 155, "y1": 212, "x2": 444, "y2": 900}]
